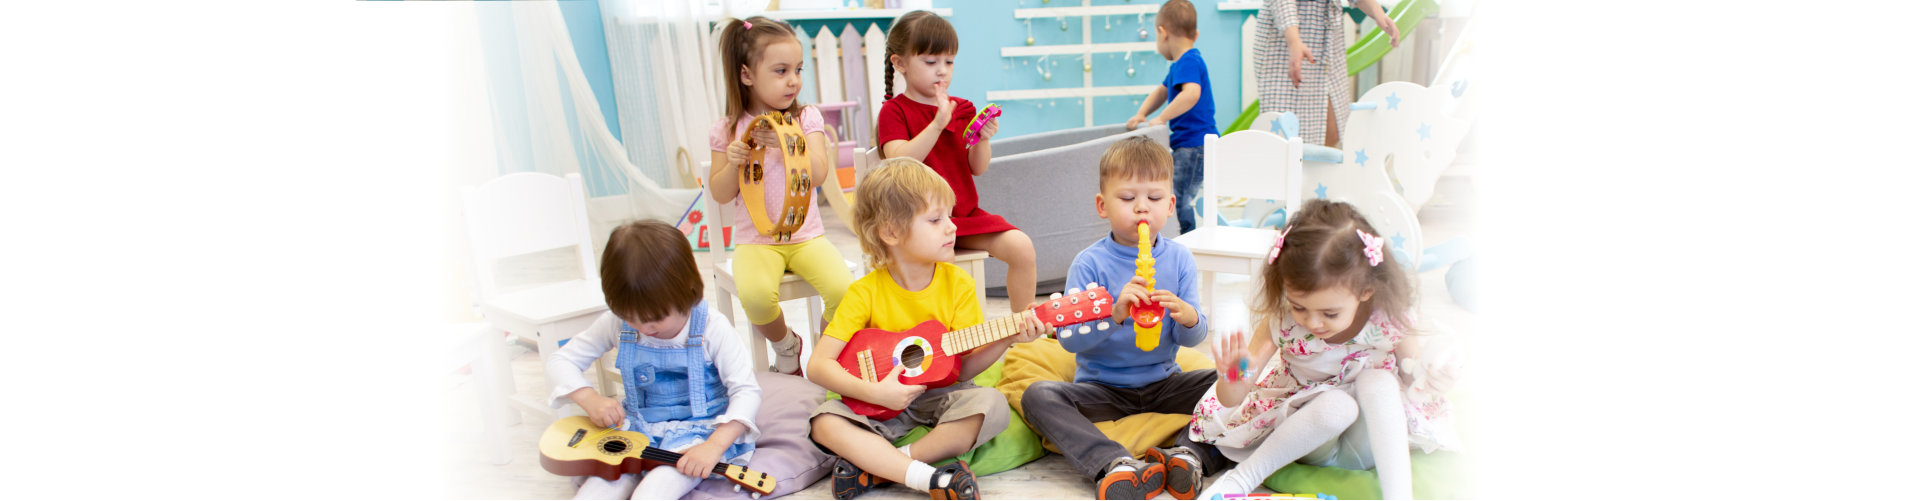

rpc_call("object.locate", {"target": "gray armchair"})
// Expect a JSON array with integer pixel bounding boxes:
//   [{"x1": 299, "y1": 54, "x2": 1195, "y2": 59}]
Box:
[{"x1": 973, "y1": 124, "x2": 1175, "y2": 295}]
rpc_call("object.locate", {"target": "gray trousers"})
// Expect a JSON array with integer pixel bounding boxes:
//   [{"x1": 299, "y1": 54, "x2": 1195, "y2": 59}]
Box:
[{"x1": 1021, "y1": 369, "x2": 1233, "y2": 480}]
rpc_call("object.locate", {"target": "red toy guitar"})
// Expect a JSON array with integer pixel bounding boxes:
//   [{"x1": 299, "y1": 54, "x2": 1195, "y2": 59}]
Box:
[{"x1": 835, "y1": 283, "x2": 1114, "y2": 420}]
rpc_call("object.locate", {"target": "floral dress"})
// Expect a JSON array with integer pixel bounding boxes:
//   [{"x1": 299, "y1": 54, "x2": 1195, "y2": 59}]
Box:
[{"x1": 1188, "y1": 308, "x2": 1460, "y2": 454}]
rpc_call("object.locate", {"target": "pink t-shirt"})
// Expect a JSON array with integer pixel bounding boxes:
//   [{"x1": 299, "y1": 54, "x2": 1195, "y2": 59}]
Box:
[{"x1": 708, "y1": 106, "x2": 827, "y2": 246}]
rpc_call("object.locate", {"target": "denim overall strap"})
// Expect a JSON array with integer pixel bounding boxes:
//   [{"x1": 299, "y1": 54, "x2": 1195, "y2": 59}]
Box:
[
  {"x1": 615, "y1": 321, "x2": 647, "y2": 431},
  {"x1": 683, "y1": 301, "x2": 712, "y2": 419}
]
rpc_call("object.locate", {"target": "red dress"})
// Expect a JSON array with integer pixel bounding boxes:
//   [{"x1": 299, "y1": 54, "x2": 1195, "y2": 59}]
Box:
[{"x1": 875, "y1": 94, "x2": 1019, "y2": 237}]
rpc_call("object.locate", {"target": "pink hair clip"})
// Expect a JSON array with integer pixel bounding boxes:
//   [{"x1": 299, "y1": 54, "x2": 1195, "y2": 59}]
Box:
[
  {"x1": 1266, "y1": 227, "x2": 1290, "y2": 265},
  {"x1": 1357, "y1": 229, "x2": 1384, "y2": 267},
  {"x1": 743, "y1": 20, "x2": 753, "y2": 29}
]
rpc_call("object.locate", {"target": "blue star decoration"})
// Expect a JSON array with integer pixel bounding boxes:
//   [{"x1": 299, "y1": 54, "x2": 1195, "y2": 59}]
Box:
[
  {"x1": 1314, "y1": 183, "x2": 1328, "y2": 199},
  {"x1": 1385, "y1": 92, "x2": 1401, "y2": 110},
  {"x1": 1354, "y1": 148, "x2": 1369, "y2": 166},
  {"x1": 1391, "y1": 232, "x2": 1405, "y2": 250},
  {"x1": 1269, "y1": 119, "x2": 1286, "y2": 137},
  {"x1": 1416, "y1": 122, "x2": 1431, "y2": 141}
]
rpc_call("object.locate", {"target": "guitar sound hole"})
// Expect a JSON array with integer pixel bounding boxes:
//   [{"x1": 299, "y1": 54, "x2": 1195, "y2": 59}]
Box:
[
  {"x1": 602, "y1": 439, "x2": 629, "y2": 454},
  {"x1": 900, "y1": 344, "x2": 925, "y2": 370}
]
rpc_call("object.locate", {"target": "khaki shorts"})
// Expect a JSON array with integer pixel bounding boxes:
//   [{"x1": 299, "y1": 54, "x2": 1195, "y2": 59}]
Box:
[{"x1": 810, "y1": 382, "x2": 1011, "y2": 454}]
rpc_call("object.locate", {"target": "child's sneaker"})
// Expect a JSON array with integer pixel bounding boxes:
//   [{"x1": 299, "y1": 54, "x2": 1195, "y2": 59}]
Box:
[
  {"x1": 928, "y1": 460, "x2": 979, "y2": 500},
  {"x1": 770, "y1": 331, "x2": 805, "y2": 377},
  {"x1": 1097, "y1": 455, "x2": 1165, "y2": 500},
  {"x1": 831, "y1": 457, "x2": 890, "y2": 500},
  {"x1": 1144, "y1": 446, "x2": 1203, "y2": 500}
]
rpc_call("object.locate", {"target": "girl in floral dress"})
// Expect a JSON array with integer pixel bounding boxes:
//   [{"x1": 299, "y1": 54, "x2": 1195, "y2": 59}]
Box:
[{"x1": 1187, "y1": 200, "x2": 1459, "y2": 499}]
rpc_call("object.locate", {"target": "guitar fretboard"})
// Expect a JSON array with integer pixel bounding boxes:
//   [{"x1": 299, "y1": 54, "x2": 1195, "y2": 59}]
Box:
[{"x1": 940, "y1": 310, "x2": 1036, "y2": 356}]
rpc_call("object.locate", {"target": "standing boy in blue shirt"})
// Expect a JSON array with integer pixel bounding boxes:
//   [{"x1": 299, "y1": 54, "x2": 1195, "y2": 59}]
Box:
[
  {"x1": 1126, "y1": 0, "x2": 1216, "y2": 235},
  {"x1": 1021, "y1": 137, "x2": 1230, "y2": 500}
]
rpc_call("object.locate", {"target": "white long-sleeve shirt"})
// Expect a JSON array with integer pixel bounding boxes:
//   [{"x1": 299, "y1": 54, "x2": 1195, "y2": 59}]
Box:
[{"x1": 544, "y1": 304, "x2": 761, "y2": 443}]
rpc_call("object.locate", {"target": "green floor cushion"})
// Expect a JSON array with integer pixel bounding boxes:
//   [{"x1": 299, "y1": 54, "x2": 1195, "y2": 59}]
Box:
[
  {"x1": 890, "y1": 361, "x2": 1049, "y2": 476},
  {"x1": 1259, "y1": 451, "x2": 1475, "y2": 500}
]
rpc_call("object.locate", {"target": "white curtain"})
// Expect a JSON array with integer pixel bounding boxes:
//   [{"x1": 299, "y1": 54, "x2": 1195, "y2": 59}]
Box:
[
  {"x1": 501, "y1": 0, "x2": 699, "y2": 226},
  {"x1": 601, "y1": 0, "x2": 730, "y2": 191}
]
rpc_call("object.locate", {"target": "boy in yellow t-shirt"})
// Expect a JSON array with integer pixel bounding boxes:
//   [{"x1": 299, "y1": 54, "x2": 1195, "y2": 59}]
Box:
[{"x1": 807, "y1": 158, "x2": 1048, "y2": 500}]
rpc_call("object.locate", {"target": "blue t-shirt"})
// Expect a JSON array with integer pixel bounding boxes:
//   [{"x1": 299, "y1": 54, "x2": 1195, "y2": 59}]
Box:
[
  {"x1": 1162, "y1": 48, "x2": 1217, "y2": 149},
  {"x1": 1061, "y1": 233, "x2": 1210, "y2": 388}
]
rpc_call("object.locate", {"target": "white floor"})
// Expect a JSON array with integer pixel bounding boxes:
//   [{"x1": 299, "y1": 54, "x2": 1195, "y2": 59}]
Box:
[{"x1": 439, "y1": 145, "x2": 1479, "y2": 499}]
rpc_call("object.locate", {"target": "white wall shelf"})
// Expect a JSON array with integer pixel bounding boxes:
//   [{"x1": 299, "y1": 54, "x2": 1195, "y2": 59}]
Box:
[
  {"x1": 1217, "y1": 2, "x2": 1263, "y2": 11},
  {"x1": 985, "y1": 85, "x2": 1158, "y2": 101},
  {"x1": 762, "y1": 8, "x2": 951, "y2": 21},
  {"x1": 1000, "y1": 41, "x2": 1155, "y2": 57},
  {"x1": 1012, "y1": 4, "x2": 1157, "y2": 19}
]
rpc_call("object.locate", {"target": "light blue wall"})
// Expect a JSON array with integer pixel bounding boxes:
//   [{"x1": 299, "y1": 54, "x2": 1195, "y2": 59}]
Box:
[{"x1": 477, "y1": 0, "x2": 628, "y2": 198}]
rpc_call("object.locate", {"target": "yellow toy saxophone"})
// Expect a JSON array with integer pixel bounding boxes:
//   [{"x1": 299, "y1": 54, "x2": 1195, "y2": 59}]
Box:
[{"x1": 1131, "y1": 221, "x2": 1164, "y2": 351}]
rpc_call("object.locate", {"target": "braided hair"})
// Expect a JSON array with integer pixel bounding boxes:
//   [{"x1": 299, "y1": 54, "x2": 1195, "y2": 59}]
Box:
[{"x1": 882, "y1": 10, "x2": 958, "y2": 100}]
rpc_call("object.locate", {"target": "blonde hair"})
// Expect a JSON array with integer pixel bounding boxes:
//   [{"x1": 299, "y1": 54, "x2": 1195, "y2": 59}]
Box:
[
  {"x1": 1097, "y1": 135, "x2": 1173, "y2": 191},
  {"x1": 851, "y1": 158, "x2": 956, "y2": 271},
  {"x1": 1253, "y1": 199, "x2": 1416, "y2": 332}
]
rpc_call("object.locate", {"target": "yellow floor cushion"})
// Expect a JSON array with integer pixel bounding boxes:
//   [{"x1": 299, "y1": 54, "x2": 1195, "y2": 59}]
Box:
[{"x1": 994, "y1": 338, "x2": 1216, "y2": 457}]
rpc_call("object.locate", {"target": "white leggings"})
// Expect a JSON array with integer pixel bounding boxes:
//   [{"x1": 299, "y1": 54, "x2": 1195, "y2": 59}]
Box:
[
  {"x1": 1199, "y1": 369, "x2": 1413, "y2": 500},
  {"x1": 571, "y1": 466, "x2": 704, "y2": 500}
]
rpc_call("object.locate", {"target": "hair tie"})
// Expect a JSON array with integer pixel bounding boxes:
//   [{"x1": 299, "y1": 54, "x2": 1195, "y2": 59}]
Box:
[
  {"x1": 743, "y1": 20, "x2": 753, "y2": 29},
  {"x1": 1357, "y1": 229, "x2": 1384, "y2": 267},
  {"x1": 1266, "y1": 227, "x2": 1290, "y2": 265}
]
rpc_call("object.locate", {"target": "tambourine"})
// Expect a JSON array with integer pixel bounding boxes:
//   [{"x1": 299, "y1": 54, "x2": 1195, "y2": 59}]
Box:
[
  {"x1": 735, "y1": 111, "x2": 814, "y2": 242},
  {"x1": 962, "y1": 103, "x2": 1001, "y2": 149}
]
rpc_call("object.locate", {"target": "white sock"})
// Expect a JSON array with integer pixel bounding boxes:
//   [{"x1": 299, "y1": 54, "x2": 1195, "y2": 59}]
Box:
[
  {"x1": 768, "y1": 329, "x2": 802, "y2": 372},
  {"x1": 1107, "y1": 458, "x2": 1137, "y2": 475},
  {"x1": 897, "y1": 443, "x2": 913, "y2": 460},
  {"x1": 1170, "y1": 449, "x2": 1200, "y2": 469},
  {"x1": 904, "y1": 461, "x2": 937, "y2": 493}
]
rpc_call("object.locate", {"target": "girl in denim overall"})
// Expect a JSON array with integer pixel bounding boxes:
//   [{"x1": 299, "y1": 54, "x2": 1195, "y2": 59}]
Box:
[{"x1": 547, "y1": 220, "x2": 763, "y2": 500}]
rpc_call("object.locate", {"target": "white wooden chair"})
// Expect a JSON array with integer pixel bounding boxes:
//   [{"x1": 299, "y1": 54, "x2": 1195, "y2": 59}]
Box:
[
  {"x1": 855, "y1": 145, "x2": 989, "y2": 305},
  {"x1": 461, "y1": 172, "x2": 616, "y2": 417},
  {"x1": 1173, "y1": 130, "x2": 1302, "y2": 325}
]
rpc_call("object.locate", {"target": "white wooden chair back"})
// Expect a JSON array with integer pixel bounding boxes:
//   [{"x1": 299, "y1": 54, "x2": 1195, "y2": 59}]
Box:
[
  {"x1": 1199, "y1": 129, "x2": 1304, "y2": 230},
  {"x1": 462, "y1": 172, "x2": 597, "y2": 300}
]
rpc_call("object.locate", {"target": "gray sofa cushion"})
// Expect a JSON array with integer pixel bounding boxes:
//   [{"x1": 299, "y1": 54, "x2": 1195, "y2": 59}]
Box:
[{"x1": 973, "y1": 124, "x2": 1176, "y2": 295}]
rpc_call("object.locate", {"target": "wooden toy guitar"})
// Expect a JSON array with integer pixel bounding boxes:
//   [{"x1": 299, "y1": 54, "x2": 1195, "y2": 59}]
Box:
[
  {"x1": 962, "y1": 103, "x2": 1000, "y2": 149},
  {"x1": 836, "y1": 284, "x2": 1114, "y2": 420},
  {"x1": 736, "y1": 110, "x2": 814, "y2": 242},
  {"x1": 538, "y1": 415, "x2": 776, "y2": 498},
  {"x1": 1132, "y1": 221, "x2": 1166, "y2": 351}
]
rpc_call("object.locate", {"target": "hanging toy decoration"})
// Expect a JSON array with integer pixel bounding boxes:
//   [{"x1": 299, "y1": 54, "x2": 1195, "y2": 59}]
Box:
[
  {"x1": 734, "y1": 111, "x2": 814, "y2": 242},
  {"x1": 963, "y1": 103, "x2": 1001, "y2": 149},
  {"x1": 1132, "y1": 221, "x2": 1165, "y2": 351}
]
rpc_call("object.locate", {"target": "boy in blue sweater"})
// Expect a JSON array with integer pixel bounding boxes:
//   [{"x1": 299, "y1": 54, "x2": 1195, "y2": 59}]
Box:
[
  {"x1": 1126, "y1": 0, "x2": 1216, "y2": 235},
  {"x1": 1021, "y1": 137, "x2": 1229, "y2": 500}
]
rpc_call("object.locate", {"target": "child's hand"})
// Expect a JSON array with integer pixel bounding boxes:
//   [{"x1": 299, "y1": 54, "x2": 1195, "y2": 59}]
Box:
[
  {"x1": 1011, "y1": 308, "x2": 1049, "y2": 343},
  {"x1": 1149, "y1": 290, "x2": 1196, "y2": 328},
  {"x1": 1126, "y1": 114, "x2": 1147, "y2": 130},
  {"x1": 978, "y1": 116, "x2": 999, "y2": 142},
  {"x1": 1147, "y1": 117, "x2": 1168, "y2": 128},
  {"x1": 1211, "y1": 329, "x2": 1256, "y2": 392},
  {"x1": 676, "y1": 439, "x2": 725, "y2": 479},
  {"x1": 872, "y1": 364, "x2": 929, "y2": 411},
  {"x1": 1114, "y1": 276, "x2": 1152, "y2": 319},
  {"x1": 931, "y1": 89, "x2": 956, "y2": 129},
  {"x1": 578, "y1": 392, "x2": 626, "y2": 429},
  {"x1": 726, "y1": 139, "x2": 752, "y2": 169}
]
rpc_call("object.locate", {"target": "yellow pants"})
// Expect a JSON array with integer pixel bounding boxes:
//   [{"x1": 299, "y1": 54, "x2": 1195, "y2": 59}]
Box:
[{"x1": 731, "y1": 237, "x2": 853, "y2": 327}]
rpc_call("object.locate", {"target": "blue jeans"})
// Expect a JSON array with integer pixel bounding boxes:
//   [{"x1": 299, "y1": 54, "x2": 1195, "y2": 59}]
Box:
[{"x1": 1172, "y1": 146, "x2": 1204, "y2": 234}]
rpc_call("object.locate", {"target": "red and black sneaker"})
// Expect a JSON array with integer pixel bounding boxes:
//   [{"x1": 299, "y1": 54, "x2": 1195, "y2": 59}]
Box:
[
  {"x1": 1144, "y1": 446, "x2": 1203, "y2": 500},
  {"x1": 928, "y1": 460, "x2": 979, "y2": 500},
  {"x1": 1096, "y1": 456, "x2": 1165, "y2": 500},
  {"x1": 831, "y1": 457, "x2": 890, "y2": 500}
]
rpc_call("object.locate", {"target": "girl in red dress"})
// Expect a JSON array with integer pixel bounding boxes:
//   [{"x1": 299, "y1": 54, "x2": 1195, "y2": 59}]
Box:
[{"x1": 874, "y1": 10, "x2": 1038, "y2": 314}]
